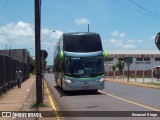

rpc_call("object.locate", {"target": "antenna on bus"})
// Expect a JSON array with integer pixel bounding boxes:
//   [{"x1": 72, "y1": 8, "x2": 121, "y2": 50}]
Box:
[{"x1": 88, "y1": 24, "x2": 89, "y2": 32}]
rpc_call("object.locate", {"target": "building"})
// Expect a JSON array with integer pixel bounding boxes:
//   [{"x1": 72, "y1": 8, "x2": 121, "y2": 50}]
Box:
[
  {"x1": 105, "y1": 50, "x2": 160, "y2": 71},
  {"x1": 0, "y1": 49, "x2": 28, "y2": 63}
]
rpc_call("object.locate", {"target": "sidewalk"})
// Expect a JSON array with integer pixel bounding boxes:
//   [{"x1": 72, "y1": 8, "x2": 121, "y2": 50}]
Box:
[{"x1": 0, "y1": 75, "x2": 56, "y2": 120}]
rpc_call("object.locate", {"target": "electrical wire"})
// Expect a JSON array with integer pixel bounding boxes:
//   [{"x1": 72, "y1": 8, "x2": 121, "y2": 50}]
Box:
[
  {"x1": 128, "y1": 0, "x2": 160, "y2": 18},
  {"x1": 0, "y1": 0, "x2": 10, "y2": 15}
]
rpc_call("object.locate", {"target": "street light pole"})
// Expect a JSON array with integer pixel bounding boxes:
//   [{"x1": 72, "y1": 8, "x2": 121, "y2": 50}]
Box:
[
  {"x1": 35, "y1": 0, "x2": 42, "y2": 104},
  {"x1": 41, "y1": 30, "x2": 56, "y2": 42}
]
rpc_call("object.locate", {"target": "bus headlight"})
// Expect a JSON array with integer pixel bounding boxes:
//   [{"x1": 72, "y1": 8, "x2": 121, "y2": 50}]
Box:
[
  {"x1": 65, "y1": 79, "x2": 72, "y2": 83},
  {"x1": 96, "y1": 78, "x2": 104, "y2": 82},
  {"x1": 100, "y1": 78, "x2": 104, "y2": 82}
]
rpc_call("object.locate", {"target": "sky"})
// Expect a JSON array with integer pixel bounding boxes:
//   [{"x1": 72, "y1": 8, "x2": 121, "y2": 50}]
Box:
[{"x1": 0, "y1": 0, "x2": 160, "y2": 65}]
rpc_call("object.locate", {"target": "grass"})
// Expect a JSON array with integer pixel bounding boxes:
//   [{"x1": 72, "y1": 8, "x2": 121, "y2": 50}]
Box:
[
  {"x1": 31, "y1": 102, "x2": 48, "y2": 108},
  {"x1": 126, "y1": 75, "x2": 151, "y2": 78},
  {"x1": 144, "y1": 82, "x2": 160, "y2": 86}
]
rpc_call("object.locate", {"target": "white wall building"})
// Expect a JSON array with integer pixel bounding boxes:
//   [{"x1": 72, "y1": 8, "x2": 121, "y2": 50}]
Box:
[{"x1": 105, "y1": 50, "x2": 160, "y2": 71}]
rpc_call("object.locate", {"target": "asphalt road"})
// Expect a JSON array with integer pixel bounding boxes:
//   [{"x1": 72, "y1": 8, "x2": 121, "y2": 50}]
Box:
[{"x1": 44, "y1": 73, "x2": 160, "y2": 120}]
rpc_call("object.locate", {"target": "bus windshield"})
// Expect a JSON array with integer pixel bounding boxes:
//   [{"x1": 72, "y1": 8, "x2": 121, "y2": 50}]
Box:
[
  {"x1": 64, "y1": 56, "x2": 104, "y2": 78},
  {"x1": 63, "y1": 34, "x2": 102, "y2": 52}
]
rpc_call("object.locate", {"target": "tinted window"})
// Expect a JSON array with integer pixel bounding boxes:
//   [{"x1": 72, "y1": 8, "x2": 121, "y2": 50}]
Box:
[
  {"x1": 155, "y1": 58, "x2": 160, "y2": 61},
  {"x1": 108, "y1": 58, "x2": 114, "y2": 61},
  {"x1": 63, "y1": 34, "x2": 102, "y2": 52},
  {"x1": 144, "y1": 58, "x2": 150, "y2": 61},
  {"x1": 136, "y1": 58, "x2": 143, "y2": 61}
]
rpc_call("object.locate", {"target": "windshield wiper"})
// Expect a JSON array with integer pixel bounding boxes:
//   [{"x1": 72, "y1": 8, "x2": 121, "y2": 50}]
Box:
[
  {"x1": 86, "y1": 72, "x2": 104, "y2": 77},
  {"x1": 65, "y1": 73, "x2": 73, "y2": 76},
  {"x1": 73, "y1": 73, "x2": 84, "y2": 77}
]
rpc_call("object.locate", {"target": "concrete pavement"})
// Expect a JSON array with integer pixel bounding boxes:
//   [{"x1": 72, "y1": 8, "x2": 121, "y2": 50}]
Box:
[
  {"x1": 2, "y1": 74, "x2": 159, "y2": 120},
  {"x1": 0, "y1": 75, "x2": 56, "y2": 120}
]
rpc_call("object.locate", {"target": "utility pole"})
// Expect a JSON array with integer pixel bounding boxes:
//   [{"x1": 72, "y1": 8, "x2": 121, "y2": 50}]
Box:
[
  {"x1": 127, "y1": 64, "x2": 130, "y2": 81},
  {"x1": 35, "y1": 0, "x2": 42, "y2": 104}
]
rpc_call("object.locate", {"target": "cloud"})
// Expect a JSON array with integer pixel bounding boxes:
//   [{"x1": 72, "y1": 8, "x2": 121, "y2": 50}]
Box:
[
  {"x1": 137, "y1": 39, "x2": 143, "y2": 42},
  {"x1": 75, "y1": 18, "x2": 90, "y2": 25},
  {"x1": 106, "y1": 38, "x2": 137, "y2": 49},
  {"x1": 0, "y1": 21, "x2": 63, "y2": 49},
  {"x1": 41, "y1": 28, "x2": 51, "y2": 35},
  {"x1": 0, "y1": 21, "x2": 34, "y2": 46},
  {"x1": 0, "y1": 21, "x2": 34, "y2": 37},
  {"x1": 0, "y1": 21, "x2": 63, "y2": 65},
  {"x1": 123, "y1": 44, "x2": 136, "y2": 49},
  {"x1": 0, "y1": 36, "x2": 7, "y2": 44},
  {"x1": 111, "y1": 30, "x2": 126, "y2": 38},
  {"x1": 108, "y1": 39, "x2": 123, "y2": 47},
  {"x1": 150, "y1": 35, "x2": 156, "y2": 40},
  {"x1": 128, "y1": 39, "x2": 135, "y2": 43},
  {"x1": 128, "y1": 39, "x2": 143, "y2": 43}
]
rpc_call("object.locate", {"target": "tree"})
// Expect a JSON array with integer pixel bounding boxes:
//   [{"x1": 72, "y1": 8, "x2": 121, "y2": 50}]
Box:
[
  {"x1": 115, "y1": 60, "x2": 125, "y2": 76},
  {"x1": 112, "y1": 65, "x2": 116, "y2": 78},
  {"x1": 27, "y1": 51, "x2": 48, "y2": 73},
  {"x1": 112, "y1": 65, "x2": 116, "y2": 71},
  {"x1": 27, "y1": 51, "x2": 35, "y2": 73}
]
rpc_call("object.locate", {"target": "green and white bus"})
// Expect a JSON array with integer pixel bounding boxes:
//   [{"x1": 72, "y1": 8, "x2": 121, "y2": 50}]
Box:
[{"x1": 53, "y1": 32, "x2": 108, "y2": 92}]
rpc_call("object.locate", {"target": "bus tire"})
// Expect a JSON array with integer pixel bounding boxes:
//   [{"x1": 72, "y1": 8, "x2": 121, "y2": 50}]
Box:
[
  {"x1": 61, "y1": 78, "x2": 63, "y2": 89},
  {"x1": 3, "y1": 89, "x2": 6, "y2": 93},
  {"x1": 61, "y1": 79, "x2": 66, "y2": 93},
  {"x1": 55, "y1": 76, "x2": 57, "y2": 84}
]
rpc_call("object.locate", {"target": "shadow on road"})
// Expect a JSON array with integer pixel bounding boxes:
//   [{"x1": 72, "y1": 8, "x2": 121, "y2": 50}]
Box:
[{"x1": 53, "y1": 86, "x2": 103, "y2": 97}]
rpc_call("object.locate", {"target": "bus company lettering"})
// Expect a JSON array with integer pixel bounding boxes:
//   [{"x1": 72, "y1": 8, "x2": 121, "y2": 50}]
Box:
[{"x1": 108, "y1": 54, "x2": 160, "y2": 58}]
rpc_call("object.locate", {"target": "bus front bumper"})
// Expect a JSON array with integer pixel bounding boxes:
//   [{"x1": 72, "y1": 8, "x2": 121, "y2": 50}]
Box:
[{"x1": 63, "y1": 80, "x2": 104, "y2": 91}]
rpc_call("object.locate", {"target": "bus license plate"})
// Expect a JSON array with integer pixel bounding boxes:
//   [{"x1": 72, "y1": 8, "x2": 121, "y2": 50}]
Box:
[{"x1": 82, "y1": 86, "x2": 89, "y2": 90}]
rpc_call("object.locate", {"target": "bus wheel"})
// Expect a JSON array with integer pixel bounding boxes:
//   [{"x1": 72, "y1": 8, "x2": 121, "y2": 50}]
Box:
[
  {"x1": 61, "y1": 79, "x2": 66, "y2": 93},
  {"x1": 3, "y1": 89, "x2": 6, "y2": 93},
  {"x1": 61, "y1": 78, "x2": 63, "y2": 89},
  {"x1": 55, "y1": 76, "x2": 57, "y2": 84}
]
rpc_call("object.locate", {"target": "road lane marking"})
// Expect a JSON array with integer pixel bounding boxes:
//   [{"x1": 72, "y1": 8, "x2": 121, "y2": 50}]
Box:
[
  {"x1": 99, "y1": 90, "x2": 160, "y2": 111},
  {"x1": 44, "y1": 81, "x2": 61, "y2": 120}
]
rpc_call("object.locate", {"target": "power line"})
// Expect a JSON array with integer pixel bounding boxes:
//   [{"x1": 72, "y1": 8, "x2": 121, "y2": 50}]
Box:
[
  {"x1": 128, "y1": 0, "x2": 160, "y2": 18},
  {"x1": 0, "y1": 0, "x2": 10, "y2": 15}
]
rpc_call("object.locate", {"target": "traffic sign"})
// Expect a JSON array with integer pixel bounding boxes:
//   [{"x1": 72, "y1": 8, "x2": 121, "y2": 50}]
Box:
[
  {"x1": 126, "y1": 63, "x2": 131, "y2": 67},
  {"x1": 155, "y1": 32, "x2": 160, "y2": 50},
  {"x1": 41, "y1": 50, "x2": 48, "y2": 59},
  {"x1": 125, "y1": 57, "x2": 133, "y2": 64}
]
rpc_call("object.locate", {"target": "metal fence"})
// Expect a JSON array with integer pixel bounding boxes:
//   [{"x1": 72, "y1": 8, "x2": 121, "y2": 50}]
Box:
[
  {"x1": 105, "y1": 70, "x2": 160, "y2": 84},
  {"x1": 0, "y1": 54, "x2": 29, "y2": 95}
]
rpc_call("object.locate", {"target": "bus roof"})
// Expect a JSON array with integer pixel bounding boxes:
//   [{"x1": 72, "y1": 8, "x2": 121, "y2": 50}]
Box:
[
  {"x1": 63, "y1": 32, "x2": 99, "y2": 36},
  {"x1": 62, "y1": 32, "x2": 102, "y2": 52}
]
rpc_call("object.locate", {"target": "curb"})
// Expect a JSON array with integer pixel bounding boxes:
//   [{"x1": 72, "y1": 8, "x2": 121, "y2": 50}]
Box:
[{"x1": 105, "y1": 79, "x2": 160, "y2": 89}]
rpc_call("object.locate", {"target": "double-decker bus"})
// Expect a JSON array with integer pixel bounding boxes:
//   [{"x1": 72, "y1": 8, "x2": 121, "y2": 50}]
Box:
[{"x1": 53, "y1": 32, "x2": 108, "y2": 92}]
